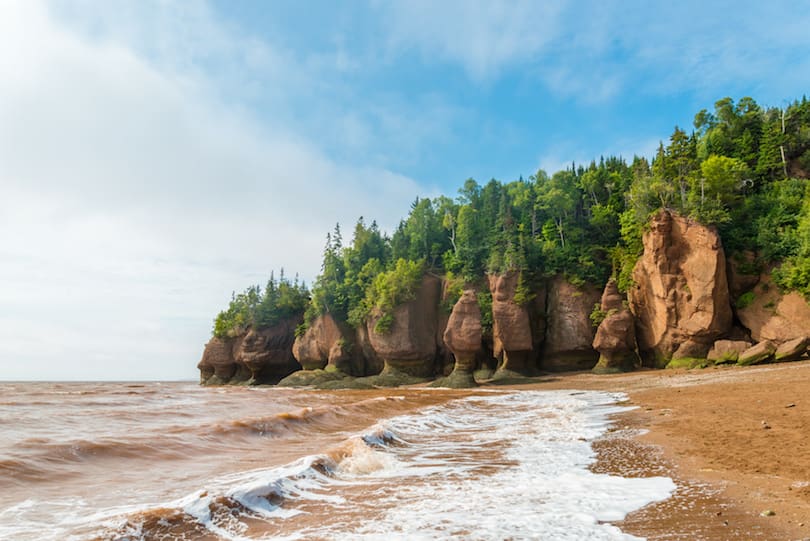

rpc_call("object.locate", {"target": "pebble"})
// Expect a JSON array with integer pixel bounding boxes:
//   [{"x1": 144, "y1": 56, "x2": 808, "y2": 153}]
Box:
[{"x1": 760, "y1": 509, "x2": 776, "y2": 517}]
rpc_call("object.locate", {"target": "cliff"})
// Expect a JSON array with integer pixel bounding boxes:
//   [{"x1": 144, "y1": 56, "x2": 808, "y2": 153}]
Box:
[
  {"x1": 198, "y1": 316, "x2": 301, "y2": 385},
  {"x1": 198, "y1": 209, "x2": 810, "y2": 386}
]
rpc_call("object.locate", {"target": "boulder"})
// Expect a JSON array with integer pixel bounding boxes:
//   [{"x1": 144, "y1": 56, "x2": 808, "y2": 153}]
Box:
[
  {"x1": 489, "y1": 272, "x2": 535, "y2": 376},
  {"x1": 737, "y1": 340, "x2": 776, "y2": 366},
  {"x1": 592, "y1": 279, "x2": 639, "y2": 374},
  {"x1": 775, "y1": 336, "x2": 809, "y2": 362},
  {"x1": 292, "y1": 314, "x2": 358, "y2": 374},
  {"x1": 707, "y1": 340, "x2": 752, "y2": 364},
  {"x1": 366, "y1": 274, "x2": 441, "y2": 379},
  {"x1": 543, "y1": 275, "x2": 601, "y2": 371},
  {"x1": 435, "y1": 289, "x2": 482, "y2": 388},
  {"x1": 736, "y1": 274, "x2": 810, "y2": 343},
  {"x1": 629, "y1": 210, "x2": 732, "y2": 367},
  {"x1": 235, "y1": 319, "x2": 301, "y2": 384}
]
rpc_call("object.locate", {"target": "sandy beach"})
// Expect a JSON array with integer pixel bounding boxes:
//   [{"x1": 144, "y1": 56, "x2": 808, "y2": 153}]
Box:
[{"x1": 521, "y1": 360, "x2": 810, "y2": 540}]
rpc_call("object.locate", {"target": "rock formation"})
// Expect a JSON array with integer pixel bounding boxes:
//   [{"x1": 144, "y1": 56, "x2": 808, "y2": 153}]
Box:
[
  {"x1": 592, "y1": 279, "x2": 639, "y2": 373},
  {"x1": 235, "y1": 319, "x2": 301, "y2": 383},
  {"x1": 292, "y1": 313, "x2": 358, "y2": 374},
  {"x1": 435, "y1": 289, "x2": 482, "y2": 387},
  {"x1": 735, "y1": 274, "x2": 810, "y2": 344},
  {"x1": 737, "y1": 340, "x2": 776, "y2": 366},
  {"x1": 775, "y1": 336, "x2": 809, "y2": 362},
  {"x1": 707, "y1": 340, "x2": 752, "y2": 364},
  {"x1": 488, "y1": 272, "x2": 535, "y2": 376},
  {"x1": 366, "y1": 274, "x2": 442, "y2": 381},
  {"x1": 629, "y1": 210, "x2": 732, "y2": 366},
  {"x1": 198, "y1": 318, "x2": 301, "y2": 385},
  {"x1": 197, "y1": 336, "x2": 241, "y2": 385},
  {"x1": 543, "y1": 276, "x2": 601, "y2": 371}
]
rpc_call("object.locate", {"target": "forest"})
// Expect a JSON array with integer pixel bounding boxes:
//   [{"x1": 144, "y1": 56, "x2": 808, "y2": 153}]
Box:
[{"x1": 213, "y1": 96, "x2": 810, "y2": 338}]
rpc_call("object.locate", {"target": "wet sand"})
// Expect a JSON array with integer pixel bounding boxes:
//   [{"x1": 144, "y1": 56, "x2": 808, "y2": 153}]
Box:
[{"x1": 519, "y1": 361, "x2": 810, "y2": 540}]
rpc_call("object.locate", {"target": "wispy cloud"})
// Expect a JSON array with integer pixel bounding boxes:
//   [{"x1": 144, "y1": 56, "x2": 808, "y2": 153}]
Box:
[
  {"x1": 376, "y1": 0, "x2": 567, "y2": 81},
  {"x1": 376, "y1": 0, "x2": 810, "y2": 104}
]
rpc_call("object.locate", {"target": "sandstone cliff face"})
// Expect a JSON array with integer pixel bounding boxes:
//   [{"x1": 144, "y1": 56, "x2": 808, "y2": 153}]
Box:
[
  {"x1": 592, "y1": 279, "x2": 638, "y2": 373},
  {"x1": 736, "y1": 273, "x2": 810, "y2": 344},
  {"x1": 488, "y1": 272, "x2": 534, "y2": 375},
  {"x1": 629, "y1": 210, "x2": 732, "y2": 366},
  {"x1": 367, "y1": 274, "x2": 441, "y2": 378},
  {"x1": 355, "y1": 324, "x2": 384, "y2": 375},
  {"x1": 443, "y1": 289, "x2": 483, "y2": 374},
  {"x1": 235, "y1": 319, "x2": 301, "y2": 383},
  {"x1": 197, "y1": 336, "x2": 240, "y2": 385},
  {"x1": 292, "y1": 313, "x2": 358, "y2": 374},
  {"x1": 543, "y1": 276, "x2": 601, "y2": 371},
  {"x1": 198, "y1": 318, "x2": 301, "y2": 385}
]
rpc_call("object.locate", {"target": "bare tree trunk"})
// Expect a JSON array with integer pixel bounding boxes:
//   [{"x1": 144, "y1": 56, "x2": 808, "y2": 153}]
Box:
[
  {"x1": 781, "y1": 107, "x2": 789, "y2": 178},
  {"x1": 700, "y1": 178, "x2": 705, "y2": 208}
]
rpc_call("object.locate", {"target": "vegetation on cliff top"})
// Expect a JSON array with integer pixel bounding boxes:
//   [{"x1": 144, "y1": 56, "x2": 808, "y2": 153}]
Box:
[
  {"x1": 213, "y1": 95, "x2": 810, "y2": 338},
  {"x1": 213, "y1": 272, "x2": 308, "y2": 338}
]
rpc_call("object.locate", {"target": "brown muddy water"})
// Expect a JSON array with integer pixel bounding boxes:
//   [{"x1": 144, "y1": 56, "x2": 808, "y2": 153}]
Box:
[{"x1": 0, "y1": 382, "x2": 674, "y2": 540}]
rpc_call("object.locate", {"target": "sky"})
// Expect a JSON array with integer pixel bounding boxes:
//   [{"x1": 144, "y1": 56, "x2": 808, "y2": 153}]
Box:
[{"x1": 2, "y1": 1, "x2": 809, "y2": 381}]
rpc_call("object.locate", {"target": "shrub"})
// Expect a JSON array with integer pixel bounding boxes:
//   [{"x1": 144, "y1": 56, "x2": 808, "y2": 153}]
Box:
[
  {"x1": 735, "y1": 291, "x2": 756, "y2": 309},
  {"x1": 365, "y1": 259, "x2": 425, "y2": 334}
]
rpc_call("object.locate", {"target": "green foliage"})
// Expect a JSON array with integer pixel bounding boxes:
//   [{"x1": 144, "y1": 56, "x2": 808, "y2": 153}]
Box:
[
  {"x1": 589, "y1": 303, "x2": 607, "y2": 327},
  {"x1": 735, "y1": 291, "x2": 756, "y2": 309},
  {"x1": 364, "y1": 259, "x2": 425, "y2": 333},
  {"x1": 374, "y1": 312, "x2": 394, "y2": 334},
  {"x1": 513, "y1": 272, "x2": 536, "y2": 305},
  {"x1": 213, "y1": 271, "x2": 309, "y2": 338},
  {"x1": 476, "y1": 290, "x2": 493, "y2": 336},
  {"x1": 441, "y1": 271, "x2": 465, "y2": 313},
  {"x1": 213, "y1": 95, "x2": 810, "y2": 337}
]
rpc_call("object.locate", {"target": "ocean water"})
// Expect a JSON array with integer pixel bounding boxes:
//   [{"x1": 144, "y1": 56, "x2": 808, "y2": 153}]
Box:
[{"x1": 0, "y1": 382, "x2": 674, "y2": 540}]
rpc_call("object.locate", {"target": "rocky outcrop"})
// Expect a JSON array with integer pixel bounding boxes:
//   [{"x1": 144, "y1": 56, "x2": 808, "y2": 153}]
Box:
[
  {"x1": 235, "y1": 320, "x2": 301, "y2": 383},
  {"x1": 592, "y1": 280, "x2": 639, "y2": 374},
  {"x1": 489, "y1": 272, "x2": 535, "y2": 376},
  {"x1": 197, "y1": 336, "x2": 241, "y2": 385},
  {"x1": 629, "y1": 210, "x2": 732, "y2": 366},
  {"x1": 736, "y1": 274, "x2": 810, "y2": 344},
  {"x1": 366, "y1": 274, "x2": 442, "y2": 380},
  {"x1": 543, "y1": 276, "x2": 601, "y2": 371},
  {"x1": 738, "y1": 340, "x2": 776, "y2": 366},
  {"x1": 707, "y1": 340, "x2": 752, "y2": 364},
  {"x1": 775, "y1": 336, "x2": 809, "y2": 362},
  {"x1": 198, "y1": 317, "x2": 301, "y2": 385},
  {"x1": 435, "y1": 289, "x2": 482, "y2": 387},
  {"x1": 292, "y1": 314, "x2": 358, "y2": 374}
]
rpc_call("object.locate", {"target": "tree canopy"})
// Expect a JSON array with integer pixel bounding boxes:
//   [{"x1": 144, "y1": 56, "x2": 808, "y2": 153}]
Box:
[{"x1": 213, "y1": 95, "x2": 810, "y2": 337}]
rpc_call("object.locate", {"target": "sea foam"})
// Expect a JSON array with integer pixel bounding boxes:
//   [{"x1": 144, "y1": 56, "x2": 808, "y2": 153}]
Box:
[{"x1": 1, "y1": 390, "x2": 674, "y2": 541}]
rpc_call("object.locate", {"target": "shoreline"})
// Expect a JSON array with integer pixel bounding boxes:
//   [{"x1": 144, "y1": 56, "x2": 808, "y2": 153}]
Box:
[{"x1": 513, "y1": 361, "x2": 810, "y2": 540}]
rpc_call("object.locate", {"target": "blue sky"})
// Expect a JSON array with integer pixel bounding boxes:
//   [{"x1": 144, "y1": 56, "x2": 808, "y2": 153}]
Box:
[{"x1": 1, "y1": 0, "x2": 809, "y2": 380}]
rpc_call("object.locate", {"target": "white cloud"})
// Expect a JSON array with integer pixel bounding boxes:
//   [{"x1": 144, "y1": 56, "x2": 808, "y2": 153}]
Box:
[
  {"x1": 377, "y1": 0, "x2": 567, "y2": 81},
  {"x1": 0, "y1": 1, "x2": 422, "y2": 380},
  {"x1": 377, "y1": 0, "x2": 810, "y2": 103},
  {"x1": 544, "y1": 0, "x2": 810, "y2": 103}
]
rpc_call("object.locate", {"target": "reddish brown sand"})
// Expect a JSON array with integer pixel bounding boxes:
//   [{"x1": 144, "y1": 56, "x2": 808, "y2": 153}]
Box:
[{"x1": 523, "y1": 360, "x2": 810, "y2": 540}]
